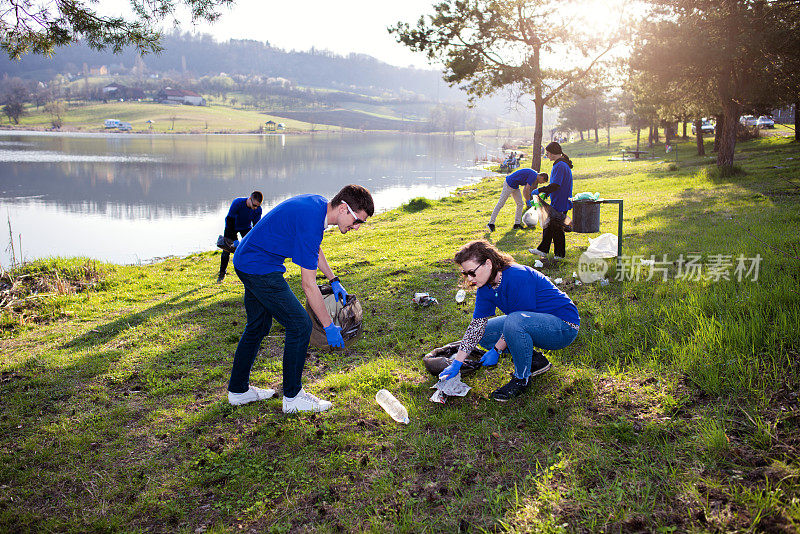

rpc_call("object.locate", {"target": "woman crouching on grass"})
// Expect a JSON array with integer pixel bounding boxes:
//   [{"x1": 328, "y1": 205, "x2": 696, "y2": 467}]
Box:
[{"x1": 439, "y1": 240, "x2": 580, "y2": 401}]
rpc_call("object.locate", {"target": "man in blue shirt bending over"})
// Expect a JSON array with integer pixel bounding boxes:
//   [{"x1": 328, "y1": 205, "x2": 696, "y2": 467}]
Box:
[
  {"x1": 217, "y1": 191, "x2": 263, "y2": 283},
  {"x1": 227, "y1": 184, "x2": 374, "y2": 413}
]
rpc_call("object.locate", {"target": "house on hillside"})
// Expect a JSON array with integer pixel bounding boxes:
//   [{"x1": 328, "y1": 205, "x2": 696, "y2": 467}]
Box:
[
  {"x1": 265, "y1": 120, "x2": 277, "y2": 131},
  {"x1": 89, "y1": 66, "x2": 108, "y2": 76},
  {"x1": 102, "y1": 84, "x2": 145, "y2": 101},
  {"x1": 157, "y1": 88, "x2": 206, "y2": 106}
]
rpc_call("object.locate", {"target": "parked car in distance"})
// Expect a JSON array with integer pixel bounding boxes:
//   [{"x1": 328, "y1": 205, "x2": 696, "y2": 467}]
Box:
[
  {"x1": 104, "y1": 119, "x2": 121, "y2": 129},
  {"x1": 756, "y1": 116, "x2": 775, "y2": 129},
  {"x1": 692, "y1": 120, "x2": 715, "y2": 135},
  {"x1": 117, "y1": 122, "x2": 132, "y2": 131},
  {"x1": 739, "y1": 115, "x2": 758, "y2": 127}
]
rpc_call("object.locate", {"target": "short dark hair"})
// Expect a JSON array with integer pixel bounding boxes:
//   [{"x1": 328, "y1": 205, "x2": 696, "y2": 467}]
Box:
[
  {"x1": 539, "y1": 172, "x2": 549, "y2": 182},
  {"x1": 454, "y1": 240, "x2": 514, "y2": 283},
  {"x1": 331, "y1": 184, "x2": 374, "y2": 217},
  {"x1": 251, "y1": 191, "x2": 263, "y2": 203}
]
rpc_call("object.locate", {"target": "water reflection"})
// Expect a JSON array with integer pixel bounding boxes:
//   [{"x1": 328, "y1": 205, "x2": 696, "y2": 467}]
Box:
[{"x1": 0, "y1": 131, "x2": 492, "y2": 264}]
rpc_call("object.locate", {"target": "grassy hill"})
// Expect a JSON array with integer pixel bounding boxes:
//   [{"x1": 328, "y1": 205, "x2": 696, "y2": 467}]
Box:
[
  {"x1": 7, "y1": 100, "x2": 340, "y2": 133},
  {"x1": 1, "y1": 131, "x2": 798, "y2": 532}
]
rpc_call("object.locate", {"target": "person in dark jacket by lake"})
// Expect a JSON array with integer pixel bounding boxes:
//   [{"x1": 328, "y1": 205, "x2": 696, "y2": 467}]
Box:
[
  {"x1": 529, "y1": 142, "x2": 574, "y2": 260},
  {"x1": 217, "y1": 191, "x2": 262, "y2": 283}
]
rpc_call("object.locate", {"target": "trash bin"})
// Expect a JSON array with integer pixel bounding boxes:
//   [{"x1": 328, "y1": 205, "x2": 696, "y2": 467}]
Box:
[{"x1": 571, "y1": 200, "x2": 602, "y2": 233}]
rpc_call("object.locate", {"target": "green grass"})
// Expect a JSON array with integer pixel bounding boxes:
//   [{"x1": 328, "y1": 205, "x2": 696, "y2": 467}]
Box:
[{"x1": 1, "y1": 132, "x2": 799, "y2": 532}]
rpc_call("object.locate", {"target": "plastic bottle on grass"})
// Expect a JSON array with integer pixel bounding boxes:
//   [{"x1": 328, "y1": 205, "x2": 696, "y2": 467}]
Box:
[{"x1": 375, "y1": 389, "x2": 410, "y2": 424}]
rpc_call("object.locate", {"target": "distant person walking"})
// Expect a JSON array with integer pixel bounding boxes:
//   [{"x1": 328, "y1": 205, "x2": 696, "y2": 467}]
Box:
[
  {"x1": 227, "y1": 185, "x2": 374, "y2": 413},
  {"x1": 487, "y1": 168, "x2": 547, "y2": 232},
  {"x1": 217, "y1": 192, "x2": 262, "y2": 283},
  {"x1": 529, "y1": 142, "x2": 574, "y2": 260}
]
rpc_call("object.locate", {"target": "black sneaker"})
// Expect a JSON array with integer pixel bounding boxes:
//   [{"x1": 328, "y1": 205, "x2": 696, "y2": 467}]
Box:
[
  {"x1": 530, "y1": 350, "x2": 552, "y2": 377},
  {"x1": 513, "y1": 223, "x2": 524, "y2": 230},
  {"x1": 216, "y1": 235, "x2": 236, "y2": 253},
  {"x1": 487, "y1": 223, "x2": 496, "y2": 232},
  {"x1": 492, "y1": 375, "x2": 530, "y2": 402},
  {"x1": 216, "y1": 273, "x2": 225, "y2": 284}
]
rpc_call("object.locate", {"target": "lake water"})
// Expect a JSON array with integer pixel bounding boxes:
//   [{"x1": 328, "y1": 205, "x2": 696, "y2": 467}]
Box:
[{"x1": 0, "y1": 131, "x2": 494, "y2": 266}]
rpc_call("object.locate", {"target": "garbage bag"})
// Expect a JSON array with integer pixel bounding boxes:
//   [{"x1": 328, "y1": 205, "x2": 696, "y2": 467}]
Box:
[
  {"x1": 584, "y1": 233, "x2": 618, "y2": 258},
  {"x1": 573, "y1": 191, "x2": 602, "y2": 201},
  {"x1": 522, "y1": 206, "x2": 539, "y2": 228},
  {"x1": 306, "y1": 284, "x2": 363, "y2": 348},
  {"x1": 422, "y1": 341, "x2": 484, "y2": 377}
]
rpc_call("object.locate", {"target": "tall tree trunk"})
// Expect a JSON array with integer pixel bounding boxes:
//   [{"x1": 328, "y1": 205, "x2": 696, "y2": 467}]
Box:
[
  {"x1": 606, "y1": 124, "x2": 611, "y2": 148},
  {"x1": 594, "y1": 127, "x2": 599, "y2": 143},
  {"x1": 694, "y1": 118, "x2": 705, "y2": 156},
  {"x1": 648, "y1": 125, "x2": 653, "y2": 147},
  {"x1": 795, "y1": 100, "x2": 799, "y2": 142},
  {"x1": 579, "y1": 131, "x2": 584, "y2": 141},
  {"x1": 682, "y1": 118, "x2": 688, "y2": 138},
  {"x1": 636, "y1": 128, "x2": 641, "y2": 152},
  {"x1": 717, "y1": 99, "x2": 739, "y2": 168},
  {"x1": 532, "y1": 95, "x2": 544, "y2": 172},
  {"x1": 654, "y1": 124, "x2": 660, "y2": 143},
  {"x1": 713, "y1": 114, "x2": 723, "y2": 153}
]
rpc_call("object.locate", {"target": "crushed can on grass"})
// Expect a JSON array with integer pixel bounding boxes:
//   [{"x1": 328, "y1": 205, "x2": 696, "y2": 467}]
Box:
[{"x1": 412, "y1": 292, "x2": 438, "y2": 306}]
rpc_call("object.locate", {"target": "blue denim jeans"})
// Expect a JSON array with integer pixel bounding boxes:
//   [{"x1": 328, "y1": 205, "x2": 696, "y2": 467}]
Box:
[
  {"x1": 479, "y1": 311, "x2": 578, "y2": 379},
  {"x1": 228, "y1": 269, "x2": 312, "y2": 398}
]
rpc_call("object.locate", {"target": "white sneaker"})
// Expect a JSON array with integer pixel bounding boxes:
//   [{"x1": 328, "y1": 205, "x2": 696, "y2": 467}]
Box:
[
  {"x1": 528, "y1": 248, "x2": 547, "y2": 257},
  {"x1": 282, "y1": 388, "x2": 332, "y2": 413},
  {"x1": 227, "y1": 385, "x2": 275, "y2": 406}
]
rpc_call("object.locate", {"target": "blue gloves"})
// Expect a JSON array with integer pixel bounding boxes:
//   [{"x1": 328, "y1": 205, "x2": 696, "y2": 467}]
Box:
[
  {"x1": 479, "y1": 348, "x2": 500, "y2": 366},
  {"x1": 324, "y1": 322, "x2": 345, "y2": 348},
  {"x1": 526, "y1": 200, "x2": 533, "y2": 209},
  {"x1": 532, "y1": 188, "x2": 539, "y2": 197},
  {"x1": 438, "y1": 360, "x2": 463, "y2": 381},
  {"x1": 331, "y1": 279, "x2": 348, "y2": 303}
]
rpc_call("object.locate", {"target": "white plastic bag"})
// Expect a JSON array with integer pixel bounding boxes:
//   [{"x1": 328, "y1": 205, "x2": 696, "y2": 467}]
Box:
[
  {"x1": 522, "y1": 206, "x2": 539, "y2": 228},
  {"x1": 584, "y1": 233, "x2": 618, "y2": 258}
]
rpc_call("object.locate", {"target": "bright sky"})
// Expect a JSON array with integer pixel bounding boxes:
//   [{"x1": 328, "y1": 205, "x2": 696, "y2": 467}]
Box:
[
  {"x1": 101, "y1": 0, "x2": 629, "y2": 70},
  {"x1": 102, "y1": 0, "x2": 441, "y2": 69}
]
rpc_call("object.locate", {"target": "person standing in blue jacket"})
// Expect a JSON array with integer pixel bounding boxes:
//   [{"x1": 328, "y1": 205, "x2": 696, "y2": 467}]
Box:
[
  {"x1": 529, "y1": 142, "x2": 574, "y2": 260},
  {"x1": 487, "y1": 168, "x2": 548, "y2": 232},
  {"x1": 439, "y1": 240, "x2": 580, "y2": 401},
  {"x1": 227, "y1": 184, "x2": 374, "y2": 413},
  {"x1": 217, "y1": 191, "x2": 263, "y2": 283}
]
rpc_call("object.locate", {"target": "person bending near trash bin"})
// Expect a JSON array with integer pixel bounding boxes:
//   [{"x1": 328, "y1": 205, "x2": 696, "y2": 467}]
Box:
[
  {"x1": 227, "y1": 185, "x2": 374, "y2": 413},
  {"x1": 487, "y1": 168, "x2": 548, "y2": 232},
  {"x1": 529, "y1": 142, "x2": 574, "y2": 260},
  {"x1": 439, "y1": 240, "x2": 580, "y2": 401},
  {"x1": 217, "y1": 191, "x2": 263, "y2": 283}
]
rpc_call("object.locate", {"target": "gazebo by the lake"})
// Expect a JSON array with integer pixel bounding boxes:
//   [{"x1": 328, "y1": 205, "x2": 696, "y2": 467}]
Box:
[{"x1": 265, "y1": 120, "x2": 277, "y2": 131}]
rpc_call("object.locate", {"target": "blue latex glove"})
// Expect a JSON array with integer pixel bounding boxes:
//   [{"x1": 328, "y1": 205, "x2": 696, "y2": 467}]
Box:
[
  {"x1": 526, "y1": 200, "x2": 533, "y2": 209},
  {"x1": 479, "y1": 348, "x2": 500, "y2": 366},
  {"x1": 438, "y1": 360, "x2": 463, "y2": 381},
  {"x1": 532, "y1": 188, "x2": 539, "y2": 197},
  {"x1": 324, "y1": 323, "x2": 345, "y2": 348},
  {"x1": 331, "y1": 279, "x2": 348, "y2": 303}
]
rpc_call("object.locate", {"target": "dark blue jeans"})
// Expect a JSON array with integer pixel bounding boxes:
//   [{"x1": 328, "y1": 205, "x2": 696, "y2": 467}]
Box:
[
  {"x1": 479, "y1": 311, "x2": 578, "y2": 379},
  {"x1": 228, "y1": 269, "x2": 312, "y2": 398}
]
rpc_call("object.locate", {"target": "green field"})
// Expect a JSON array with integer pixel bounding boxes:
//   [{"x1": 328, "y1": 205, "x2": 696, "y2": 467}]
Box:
[
  {"x1": 6, "y1": 100, "x2": 340, "y2": 133},
  {"x1": 1, "y1": 131, "x2": 799, "y2": 532}
]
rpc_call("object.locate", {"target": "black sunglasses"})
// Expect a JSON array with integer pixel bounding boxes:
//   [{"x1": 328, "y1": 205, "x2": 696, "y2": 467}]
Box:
[{"x1": 461, "y1": 259, "x2": 487, "y2": 278}]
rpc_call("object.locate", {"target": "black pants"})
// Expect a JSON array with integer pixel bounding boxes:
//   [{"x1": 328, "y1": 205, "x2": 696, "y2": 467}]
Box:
[
  {"x1": 219, "y1": 227, "x2": 250, "y2": 276},
  {"x1": 537, "y1": 211, "x2": 567, "y2": 257}
]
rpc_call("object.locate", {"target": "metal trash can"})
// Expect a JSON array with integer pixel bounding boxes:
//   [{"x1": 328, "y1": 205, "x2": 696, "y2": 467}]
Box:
[{"x1": 571, "y1": 200, "x2": 602, "y2": 233}]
